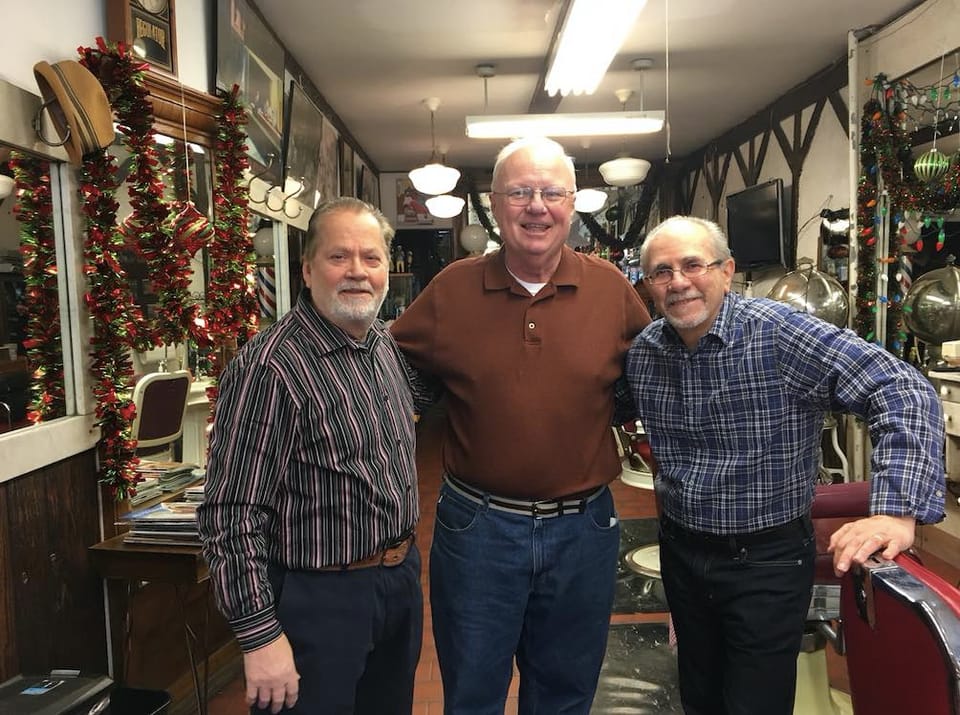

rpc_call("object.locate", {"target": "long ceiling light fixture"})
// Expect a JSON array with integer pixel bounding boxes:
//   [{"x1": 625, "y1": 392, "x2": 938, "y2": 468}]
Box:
[
  {"x1": 409, "y1": 97, "x2": 460, "y2": 195},
  {"x1": 545, "y1": 0, "x2": 649, "y2": 97},
  {"x1": 465, "y1": 110, "x2": 664, "y2": 139}
]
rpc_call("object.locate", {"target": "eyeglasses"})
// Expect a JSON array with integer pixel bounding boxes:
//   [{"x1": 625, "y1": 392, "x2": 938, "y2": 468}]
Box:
[
  {"x1": 645, "y1": 260, "x2": 724, "y2": 285},
  {"x1": 492, "y1": 186, "x2": 575, "y2": 206}
]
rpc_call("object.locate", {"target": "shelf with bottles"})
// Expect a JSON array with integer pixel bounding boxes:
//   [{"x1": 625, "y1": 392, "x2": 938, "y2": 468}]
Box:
[{"x1": 381, "y1": 272, "x2": 416, "y2": 321}]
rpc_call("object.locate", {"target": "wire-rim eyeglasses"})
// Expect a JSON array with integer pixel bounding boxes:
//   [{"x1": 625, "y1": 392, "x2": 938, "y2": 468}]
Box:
[
  {"x1": 491, "y1": 186, "x2": 575, "y2": 206},
  {"x1": 644, "y1": 260, "x2": 724, "y2": 285}
]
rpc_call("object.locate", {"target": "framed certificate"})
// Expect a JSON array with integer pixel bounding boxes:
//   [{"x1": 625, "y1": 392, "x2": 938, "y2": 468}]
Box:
[{"x1": 106, "y1": 0, "x2": 178, "y2": 76}]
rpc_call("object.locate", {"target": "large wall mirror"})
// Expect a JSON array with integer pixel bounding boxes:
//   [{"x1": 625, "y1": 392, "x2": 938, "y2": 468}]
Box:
[{"x1": 0, "y1": 71, "x2": 219, "y2": 449}]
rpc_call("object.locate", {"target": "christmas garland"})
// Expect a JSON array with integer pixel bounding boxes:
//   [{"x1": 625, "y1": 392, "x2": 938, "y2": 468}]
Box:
[
  {"x1": 77, "y1": 120, "x2": 143, "y2": 499},
  {"x1": 10, "y1": 153, "x2": 65, "y2": 423},
  {"x1": 201, "y1": 85, "x2": 258, "y2": 410},
  {"x1": 81, "y1": 37, "x2": 197, "y2": 349},
  {"x1": 856, "y1": 74, "x2": 960, "y2": 356}
]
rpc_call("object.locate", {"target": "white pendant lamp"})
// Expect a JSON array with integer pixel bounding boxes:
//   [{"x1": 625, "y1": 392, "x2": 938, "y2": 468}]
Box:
[
  {"x1": 599, "y1": 62, "x2": 655, "y2": 187},
  {"x1": 425, "y1": 194, "x2": 465, "y2": 218},
  {"x1": 574, "y1": 188, "x2": 608, "y2": 213},
  {"x1": 409, "y1": 98, "x2": 460, "y2": 195}
]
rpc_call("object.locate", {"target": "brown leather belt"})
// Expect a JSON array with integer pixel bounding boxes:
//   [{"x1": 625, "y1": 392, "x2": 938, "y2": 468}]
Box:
[{"x1": 317, "y1": 533, "x2": 415, "y2": 572}]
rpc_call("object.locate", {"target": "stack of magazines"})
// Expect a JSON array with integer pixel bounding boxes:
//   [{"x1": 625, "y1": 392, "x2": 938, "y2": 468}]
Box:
[
  {"x1": 120, "y1": 502, "x2": 201, "y2": 547},
  {"x1": 129, "y1": 477, "x2": 162, "y2": 506},
  {"x1": 134, "y1": 461, "x2": 199, "y2": 494}
]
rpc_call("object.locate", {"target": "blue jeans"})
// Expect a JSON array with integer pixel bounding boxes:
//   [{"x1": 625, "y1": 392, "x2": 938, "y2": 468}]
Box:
[
  {"x1": 659, "y1": 516, "x2": 816, "y2": 715},
  {"x1": 430, "y1": 479, "x2": 620, "y2": 714}
]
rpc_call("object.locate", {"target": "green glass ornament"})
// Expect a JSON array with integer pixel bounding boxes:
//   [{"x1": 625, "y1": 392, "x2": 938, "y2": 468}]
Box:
[{"x1": 914, "y1": 148, "x2": 950, "y2": 183}]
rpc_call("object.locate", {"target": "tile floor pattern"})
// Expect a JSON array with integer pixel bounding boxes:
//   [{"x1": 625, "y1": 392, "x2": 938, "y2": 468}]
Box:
[{"x1": 207, "y1": 405, "x2": 884, "y2": 714}]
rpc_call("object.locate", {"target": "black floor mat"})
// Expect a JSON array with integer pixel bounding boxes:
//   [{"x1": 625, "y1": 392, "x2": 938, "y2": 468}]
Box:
[
  {"x1": 592, "y1": 622, "x2": 681, "y2": 713},
  {"x1": 613, "y1": 518, "x2": 668, "y2": 614}
]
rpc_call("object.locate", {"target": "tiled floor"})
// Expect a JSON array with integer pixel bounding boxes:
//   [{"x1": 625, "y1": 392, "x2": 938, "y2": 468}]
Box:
[{"x1": 208, "y1": 404, "x2": 960, "y2": 714}]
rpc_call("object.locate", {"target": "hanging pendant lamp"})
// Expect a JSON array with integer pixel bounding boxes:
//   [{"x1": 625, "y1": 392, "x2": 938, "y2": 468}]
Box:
[
  {"x1": 409, "y1": 98, "x2": 460, "y2": 195},
  {"x1": 599, "y1": 61, "x2": 655, "y2": 187}
]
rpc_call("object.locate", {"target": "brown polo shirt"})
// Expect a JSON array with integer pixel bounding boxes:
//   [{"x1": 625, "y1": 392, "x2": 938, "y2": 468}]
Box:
[{"x1": 391, "y1": 246, "x2": 650, "y2": 499}]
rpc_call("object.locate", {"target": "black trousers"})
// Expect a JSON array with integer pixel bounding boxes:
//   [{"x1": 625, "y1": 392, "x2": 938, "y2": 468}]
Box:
[
  {"x1": 659, "y1": 517, "x2": 815, "y2": 715},
  {"x1": 253, "y1": 543, "x2": 423, "y2": 714}
]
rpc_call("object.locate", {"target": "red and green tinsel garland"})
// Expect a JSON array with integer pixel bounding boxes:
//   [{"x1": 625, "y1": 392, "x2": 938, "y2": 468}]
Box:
[
  {"x1": 10, "y1": 153, "x2": 66, "y2": 423},
  {"x1": 855, "y1": 75, "x2": 960, "y2": 355},
  {"x1": 81, "y1": 37, "x2": 198, "y2": 349},
  {"x1": 77, "y1": 131, "x2": 144, "y2": 499},
  {"x1": 200, "y1": 85, "x2": 258, "y2": 410}
]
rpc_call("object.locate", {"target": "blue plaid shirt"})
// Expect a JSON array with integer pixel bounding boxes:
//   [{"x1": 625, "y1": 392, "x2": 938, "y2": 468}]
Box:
[{"x1": 626, "y1": 292, "x2": 945, "y2": 534}]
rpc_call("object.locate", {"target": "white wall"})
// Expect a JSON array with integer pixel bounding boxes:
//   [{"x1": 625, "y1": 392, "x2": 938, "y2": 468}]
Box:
[{"x1": 2, "y1": 1, "x2": 212, "y2": 95}]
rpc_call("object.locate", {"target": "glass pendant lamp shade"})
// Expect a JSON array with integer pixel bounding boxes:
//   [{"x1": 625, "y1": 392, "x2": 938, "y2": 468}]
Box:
[
  {"x1": 599, "y1": 157, "x2": 651, "y2": 186},
  {"x1": 409, "y1": 163, "x2": 460, "y2": 195},
  {"x1": 425, "y1": 194, "x2": 465, "y2": 218},
  {"x1": 409, "y1": 97, "x2": 460, "y2": 195},
  {"x1": 574, "y1": 188, "x2": 608, "y2": 213},
  {"x1": 460, "y1": 224, "x2": 489, "y2": 253}
]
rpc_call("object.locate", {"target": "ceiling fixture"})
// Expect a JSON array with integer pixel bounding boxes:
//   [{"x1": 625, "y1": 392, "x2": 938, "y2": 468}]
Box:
[
  {"x1": 600, "y1": 60, "x2": 655, "y2": 186},
  {"x1": 425, "y1": 194, "x2": 466, "y2": 218},
  {"x1": 408, "y1": 98, "x2": 460, "y2": 195},
  {"x1": 574, "y1": 188, "x2": 608, "y2": 213},
  {"x1": 465, "y1": 111, "x2": 663, "y2": 139},
  {"x1": 545, "y1": 0, "x2": 650, "y2": 97}
]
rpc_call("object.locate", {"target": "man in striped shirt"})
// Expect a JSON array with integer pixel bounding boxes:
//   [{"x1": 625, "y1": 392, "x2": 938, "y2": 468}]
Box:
[
  {"x1": 627, "y1": 215, "x2": 945, "y2": 715},
  {"x1": 198, "y1": 198, "x2": 422, "y2": 715}
]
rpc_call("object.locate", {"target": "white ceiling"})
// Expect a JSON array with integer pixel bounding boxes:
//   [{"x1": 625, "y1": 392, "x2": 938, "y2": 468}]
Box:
[{"x1": 253, "y1": 0, "x2": 924, "y2": 175}]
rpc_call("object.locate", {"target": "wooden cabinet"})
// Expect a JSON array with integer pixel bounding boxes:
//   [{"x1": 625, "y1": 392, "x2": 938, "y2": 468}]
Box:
[{"x1": 920, "y1": 369, "x2": 960, "y2": 571}]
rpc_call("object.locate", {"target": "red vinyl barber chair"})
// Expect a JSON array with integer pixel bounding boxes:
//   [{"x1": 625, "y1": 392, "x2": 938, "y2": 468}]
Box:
[
  {"x1": 841, "y1": 544, "x2": 960, "y2": 714},
  {"x1": 806, "y1": 480, "x2": 960, "y2": 714}
]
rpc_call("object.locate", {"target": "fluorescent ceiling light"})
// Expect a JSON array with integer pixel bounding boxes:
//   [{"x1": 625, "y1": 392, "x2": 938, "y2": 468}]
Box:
[
  {"x1": 465, "y1": 111, "x2": 663, "y2": 139},
  {"x1": 546, "y1": 0, "x2": 649, "y2": 97}
]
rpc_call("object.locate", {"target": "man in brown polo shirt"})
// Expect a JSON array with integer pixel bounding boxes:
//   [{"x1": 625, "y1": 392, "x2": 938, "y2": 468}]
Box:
[{"x1": 392, "y1": 136, "x2": 650, "y2": 714}]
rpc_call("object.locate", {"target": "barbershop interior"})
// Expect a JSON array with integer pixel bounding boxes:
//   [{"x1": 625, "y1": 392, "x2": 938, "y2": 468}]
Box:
[{"x1": 2, "y1": 0, "x2": 960, "y2": 713}]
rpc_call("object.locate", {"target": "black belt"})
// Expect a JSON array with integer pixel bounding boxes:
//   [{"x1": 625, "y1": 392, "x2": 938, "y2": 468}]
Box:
[
  {"x1": 443, "y1": 474, "x2": 604, "y2": 518},
  {"x1": 661, "y1": 514, "x2": 811, "y2": 550}
]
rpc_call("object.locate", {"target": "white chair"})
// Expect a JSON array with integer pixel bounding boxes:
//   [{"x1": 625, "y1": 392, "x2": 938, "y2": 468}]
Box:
[{"x1": 131, "y1": 370, "x2": 192, "y2": 461}]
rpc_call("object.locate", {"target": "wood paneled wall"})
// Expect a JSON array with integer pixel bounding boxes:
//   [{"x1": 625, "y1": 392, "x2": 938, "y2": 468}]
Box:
[{"x1": 0, "y1": 448, "x2": 107, "y2": 681}]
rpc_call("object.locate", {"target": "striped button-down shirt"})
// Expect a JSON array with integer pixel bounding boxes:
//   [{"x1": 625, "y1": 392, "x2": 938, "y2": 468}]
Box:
[
  {"x1": 626, "y1": 292, "x2": 945, "y2": 535},
  {"x1": 198, "y1": 291, "x2": 419, "y2": 651}
]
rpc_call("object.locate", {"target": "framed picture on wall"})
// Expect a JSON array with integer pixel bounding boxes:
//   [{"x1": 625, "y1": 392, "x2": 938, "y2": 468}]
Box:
[
  {"x1": 396, "y1": 178, "x2": 433, "y2": 226},
  {"x1": 353, "y1": 156, "x2": 365, "y2": 201},
  {"x1": 360, "y1": 165, "x2": 378, "y2": 208},
  {"x1": 339, "y1": 140, "x2": 354, "y2": 198},
  {"x1": 216, "y1": 0, "x2": 284, "y2": 181},
  {"x1": 282, "y1": 81, "x2": 323, "y2": 208},
  {"x1": 317, "y1": 116, "x2": 340, "y2": 203},
  {"x1": 106, "y1": 0, "x2": 178, "y2": 75}
]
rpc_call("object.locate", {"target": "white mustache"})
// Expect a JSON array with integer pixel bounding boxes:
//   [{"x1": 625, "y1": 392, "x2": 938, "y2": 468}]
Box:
[
  {"x1": 336, "y1": 281, "x2": 374, "y2": 294},
  {"x1": 665, "y1": 290, "x2": 702, "y2": 306}
]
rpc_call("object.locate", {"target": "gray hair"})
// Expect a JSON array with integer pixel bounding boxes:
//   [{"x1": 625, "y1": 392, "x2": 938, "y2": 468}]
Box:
[
  {"x1": 639, "y1": 215, "x2": 732, "y2": 271},
  {"x1": 303, "y1": 197, "x2": 394, "y2": 260},
  {"x1": 491, "y1": 136, "x2": 577, "y2": 191}
]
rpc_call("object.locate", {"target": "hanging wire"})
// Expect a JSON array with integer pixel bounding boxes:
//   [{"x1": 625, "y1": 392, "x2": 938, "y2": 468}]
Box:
[
  {"x1": 664, "y1": 0, "x2": 672, "y2": 163},
  {"x1": 178, "y1": 77, "x2": 192, "y2": 203}
]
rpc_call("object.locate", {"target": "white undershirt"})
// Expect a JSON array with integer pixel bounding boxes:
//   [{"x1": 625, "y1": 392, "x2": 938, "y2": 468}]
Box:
[{"x1": 507, "y1": 267, "x2": 546, "y2": 295}]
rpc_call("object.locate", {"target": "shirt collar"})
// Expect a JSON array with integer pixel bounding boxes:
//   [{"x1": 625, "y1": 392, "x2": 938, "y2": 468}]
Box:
[
  {"x1": 293, "y1": 288, "x2": 385, "y2": 354},
  {"x1": 647, "y1": 291, "x2": 741, "y2": 350},
  {"x1": 482, "y1": 244, "x2": 582, "y2": 293}
]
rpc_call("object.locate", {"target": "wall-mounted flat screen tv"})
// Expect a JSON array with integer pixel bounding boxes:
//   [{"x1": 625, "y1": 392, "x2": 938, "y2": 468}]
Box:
[{"x1": 725, "y1": 178, "x2": 788, "y2": 272}]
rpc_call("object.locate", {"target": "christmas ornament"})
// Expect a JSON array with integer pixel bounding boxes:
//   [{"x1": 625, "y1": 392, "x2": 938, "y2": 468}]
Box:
[
  {"x1": 913, "y1": 148, "x2": 950, "y2": 183},
  {"x1": 172, "y1": 201, "x2": 214, "y2": 256}
]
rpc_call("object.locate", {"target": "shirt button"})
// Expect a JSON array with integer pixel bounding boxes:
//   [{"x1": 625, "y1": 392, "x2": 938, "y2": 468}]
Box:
[{"x1": 528, "y1": 322, "x2": 536, "y2": 329}]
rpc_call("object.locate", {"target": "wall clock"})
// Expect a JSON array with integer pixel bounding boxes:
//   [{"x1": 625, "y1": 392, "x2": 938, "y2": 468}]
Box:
[{"x1": 106, "y1": 0, "x2": 178, "y2": 76}]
